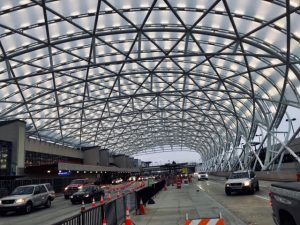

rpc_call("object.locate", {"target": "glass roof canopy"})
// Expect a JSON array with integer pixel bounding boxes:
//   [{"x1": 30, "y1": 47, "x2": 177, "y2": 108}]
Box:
[{"x1": 0, "y1": 0, "x2": 300, "y2": 160}]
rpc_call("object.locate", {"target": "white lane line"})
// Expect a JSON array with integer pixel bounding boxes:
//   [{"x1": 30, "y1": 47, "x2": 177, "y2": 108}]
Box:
[
  {"x1": 254, "y1": 195, "x2": 269, "y2": 201},
  {"x1": 207, "y1": 180, "x2": 224, "y2": 186},
  {"x1": 197, "y1": 185, "x2": 206, "y2": 191}
]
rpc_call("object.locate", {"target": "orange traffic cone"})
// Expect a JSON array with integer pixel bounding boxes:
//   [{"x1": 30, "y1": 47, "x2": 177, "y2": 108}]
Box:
[
  {"x1": 100, "y1": 195, "x2": 105, "y2": 204},
  {"x1": 107, "y1": 193, "x2": 112, "y2": 201},
  {"x1": 138, "y1": 199, "x2": 145, "y2": 215},
  {"x1": 80, "y1": 200, "x2": 85, "y2": 212},
  {"x1": 102, "y1": 216, "x2": 107, "y2": 225},
  {"x1": 92, "y1": 197, "x2": 96, "y2": 208},
  {"x1": 164, "y1": 184, "x2": 167, "y2": 191},
  {"x1": 125, "y1": 207, "x2": 132, "y2": 225}
]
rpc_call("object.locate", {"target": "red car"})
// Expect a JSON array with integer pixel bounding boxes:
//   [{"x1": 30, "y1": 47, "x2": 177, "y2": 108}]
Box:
[{"x1": 64, "y1": 179, "x2": 89, "y2": 199}]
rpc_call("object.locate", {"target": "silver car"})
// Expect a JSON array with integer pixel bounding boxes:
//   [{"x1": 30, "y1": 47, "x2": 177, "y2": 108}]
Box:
[
  {"x1": 0, "y1": 184, "x2": 53, "y2": 215},
  {"x1": 198, "y1": 172, "x2": 209, "y2": 180},
  {"x1": 225, "y1": 170, "x2": 259, "y2": 195}
]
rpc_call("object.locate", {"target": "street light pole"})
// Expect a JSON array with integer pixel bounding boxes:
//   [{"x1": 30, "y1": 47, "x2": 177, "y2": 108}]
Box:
[
  {"x1": 255, "y1": 134, "x2": 262, "y2": 142},
  {"x1": 286, "y1": 118, "x2": 296, "y2": 133}
]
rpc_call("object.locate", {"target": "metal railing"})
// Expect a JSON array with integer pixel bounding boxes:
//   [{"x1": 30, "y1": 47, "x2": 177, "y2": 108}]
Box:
[{"x1": 52, "y1": 180, "x2": 166, "y2": 225}]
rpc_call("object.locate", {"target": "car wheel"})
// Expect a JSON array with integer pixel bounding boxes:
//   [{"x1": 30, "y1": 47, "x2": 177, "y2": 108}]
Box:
[
  {"x1": 225, "y1": 189, "x2": 231, "y2": 196},
  {"x1": 281, "y1": 214, "x2": 296, "y2": 225},
  {"x1": 64, "y1": 195, "x2": 69, "y2": 200},
  {"x1": 71, "y1": 201, "x2": 75, "y2": 205},
  {"x1": 249, "y1": 186, "x2": 255, "y2": 194},
  {"x1": 24, "y1": 202, "x2": 32, "y2": 214},
  {"x1": 45, "y1": 198, "x2": 51, "y2": 208},
  {"x1": 256, "y1": 183, "x2": 260, "y2": 192},
  {"x1": 0, "y1": 211, "x2": 6, "y2": 216}
]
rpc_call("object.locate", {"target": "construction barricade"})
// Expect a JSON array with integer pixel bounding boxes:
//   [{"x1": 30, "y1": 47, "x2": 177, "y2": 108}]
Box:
[
  {"x1": 52, "y1": 180, "x2": 166, "y2": 225},
  {"x1": 185, "y1": 213, "x2": 225, "y2": 225}
]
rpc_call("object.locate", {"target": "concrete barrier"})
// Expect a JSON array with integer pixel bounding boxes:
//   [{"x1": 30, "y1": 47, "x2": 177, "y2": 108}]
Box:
[{"x1": 211, "y1": 170, "x2": 300, "y2": 182}]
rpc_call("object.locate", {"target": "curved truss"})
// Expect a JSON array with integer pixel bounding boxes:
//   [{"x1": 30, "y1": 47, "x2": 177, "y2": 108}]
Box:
[{"x1": 0, "y1": 0, "x2": 300, "y2": 166}]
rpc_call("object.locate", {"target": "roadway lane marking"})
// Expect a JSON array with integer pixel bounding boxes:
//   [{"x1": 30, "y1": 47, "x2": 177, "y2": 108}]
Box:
[
  {"x1": 197, "y1": 185, "x2": 206, "y2": 191},
  {"x1": 254, "y1": 195, "x2": 269, "y2": 201}
]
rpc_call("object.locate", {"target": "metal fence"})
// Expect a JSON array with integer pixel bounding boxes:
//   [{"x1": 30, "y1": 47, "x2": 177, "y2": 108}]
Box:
[{"x1": 52, "y1": 180, "x2": 166, "y2": 225}]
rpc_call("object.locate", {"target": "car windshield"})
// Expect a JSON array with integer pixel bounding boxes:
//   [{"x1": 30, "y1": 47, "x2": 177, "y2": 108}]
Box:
[
  {"x1": 229, "y1": 172, "x2": 249, "y2": 179},
  {"x1": 82, "y1": 186, "x2": 94, "y2": 192},
  {"x1": 45, "y1": 184, "x2": 54, "y2": 191},
  {"x1": 11, "y1": 186, "x2": 34, "y2": 195},
  {"x1": 70, "y1": 180, "x2": 86, "y2": 184}
]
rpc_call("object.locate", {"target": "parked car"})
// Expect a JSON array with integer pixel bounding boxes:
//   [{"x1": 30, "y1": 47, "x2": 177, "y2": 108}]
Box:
[
  {"x1": 0, "y1": 184, "x2": 54, "y2": 215},
  {"x1": 225, "y1": 170, "x2": 259, "y2": 195},
  {"x1": 64, "y1": 179, "x2": 89, "y2": 199},
  {"x1": 270, "y1": 182, "x2": 300, "y2": 225},
  {"x1": 70, "y1": 185, "x2": 105, "y2": 204},
  {"x1": 112, "y1": 178, "x2": 123, "y2": 185},
  {"x1": 137, "y1": 176, "x2": 147, "y2": 181},
  {"x1": 198, "y1": 172, "x2": 209, "y2": 180},
  {"x1": 128, "y1": 176, "x2": 136, "y2": 181}
]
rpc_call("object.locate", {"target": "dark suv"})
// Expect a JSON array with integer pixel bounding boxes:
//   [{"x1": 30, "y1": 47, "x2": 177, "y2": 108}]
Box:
[
  {"x1": 64, "y1": 179, "x2": 89, "y2": 199},
  {"x1": 225, "y1": 170, "x2": 259, "y2": 195}
]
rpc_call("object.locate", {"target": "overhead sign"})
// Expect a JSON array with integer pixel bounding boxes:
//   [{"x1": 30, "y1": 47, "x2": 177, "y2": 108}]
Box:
[{"x1": 58, "y1": 171, "x2": 71, "y2": 176}]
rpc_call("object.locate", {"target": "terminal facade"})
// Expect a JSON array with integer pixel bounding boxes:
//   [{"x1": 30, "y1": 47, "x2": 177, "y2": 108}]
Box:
[{"x1": 0, "y1": 120, "x2": 140, "y2": 178}]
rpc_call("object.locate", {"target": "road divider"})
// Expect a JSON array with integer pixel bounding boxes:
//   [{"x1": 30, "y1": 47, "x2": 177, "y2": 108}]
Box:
[{"x1": 52, "y1": 180, "x2": 166, "y2": 225}]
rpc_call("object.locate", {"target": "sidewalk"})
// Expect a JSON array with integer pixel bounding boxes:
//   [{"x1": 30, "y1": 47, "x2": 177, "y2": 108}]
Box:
[{"x1": 131, "y1": 183, "x2": 246, "y2": 225}]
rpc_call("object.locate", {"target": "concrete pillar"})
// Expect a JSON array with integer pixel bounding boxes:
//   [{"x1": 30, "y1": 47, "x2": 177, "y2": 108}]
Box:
[
  {"x1": 99, "y1": 149, "x2": 109, "y2": 166},
  {"x1": 0, "y1": 120, "x2": 26, "y2": 175},
  {"x1": 124, "y1": 155, "x2": 129, "y2": 168},
  {"x1": 128, "y1": 157, "x2": 134, "y2": 168},
  {"x1": 113, "y1": 155, "x2": 126, "y2": 168},
  {"x1": 83, "y1": 147, "x2": 101, "y2": 165}
]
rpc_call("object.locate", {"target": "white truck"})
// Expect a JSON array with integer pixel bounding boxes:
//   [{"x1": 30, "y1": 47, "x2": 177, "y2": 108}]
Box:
[{"x1": 270, "y1": 182, "x2": 300, "y2": 225}]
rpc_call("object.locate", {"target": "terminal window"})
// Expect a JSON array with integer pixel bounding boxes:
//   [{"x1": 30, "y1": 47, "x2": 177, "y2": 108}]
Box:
[{"x1": 0, "y1": 141, "x2": 12, "y2": 176}]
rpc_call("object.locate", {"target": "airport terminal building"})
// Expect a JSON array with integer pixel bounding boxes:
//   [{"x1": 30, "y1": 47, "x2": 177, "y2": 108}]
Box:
[{"x1": 0, "y1": 120, "x2": 140, "y2": 178}]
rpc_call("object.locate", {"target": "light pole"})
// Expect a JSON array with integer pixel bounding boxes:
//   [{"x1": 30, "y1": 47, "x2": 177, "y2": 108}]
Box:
[
  {"x1": 286, "y1": 118, "x2": 296, "y2": 133},
  {"x1": 255, "y1": 134, "x2": 262, "y2": 142}
]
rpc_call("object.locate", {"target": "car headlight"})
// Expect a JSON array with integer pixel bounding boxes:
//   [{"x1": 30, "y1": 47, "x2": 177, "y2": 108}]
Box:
[
  {"x1": 64, "y1": 187, "x2": 68, "y2": 191},
  {"x1": 70, "y1": 196, "x2": 73, "y2": 199},
  {"x1": 78, "y1": 186, "x2": 83, "y2": 190},
  {"x1": 84, "y1": 194, "x2": 89, "y2": 198},
  {"x1": 0, "y1": 200, "x2": 2, "y2": 204},
  {"x1": 244, "y1": 181, "x2": 251, "y2": 186},
  {"x1": 15, "y1": 198, "x2": 26, "y2": 204},
  {"x1": 226, "y1": 184, "x2": 230, "y2": 187}
]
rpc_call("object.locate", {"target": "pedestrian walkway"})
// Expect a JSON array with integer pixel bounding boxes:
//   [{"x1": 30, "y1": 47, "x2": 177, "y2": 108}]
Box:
[{"x1": 131, "y1": 183, "x2": 246, "y2": 225}]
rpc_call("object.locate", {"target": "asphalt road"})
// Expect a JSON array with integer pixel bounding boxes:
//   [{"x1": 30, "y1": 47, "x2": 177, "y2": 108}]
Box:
[
  {"x1": 0, "y1": 181, "x2": 142, "y2": 225},
  {"x1": 196, "y1": 176, "x2": 275, "y2": 225},
  {"x1": 0, "y1": 178, "x2": 277, "y2": 225}
]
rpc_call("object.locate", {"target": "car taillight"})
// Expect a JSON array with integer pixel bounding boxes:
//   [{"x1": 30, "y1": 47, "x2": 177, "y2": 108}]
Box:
[{"x1": 269, "y1": 192, "x2": 273, "y2": 206}]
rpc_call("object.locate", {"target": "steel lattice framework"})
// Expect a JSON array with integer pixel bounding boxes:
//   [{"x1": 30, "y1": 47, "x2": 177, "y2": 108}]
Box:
[{"x1": 0, "y1": 0, "x2": 300, "y2": 170}]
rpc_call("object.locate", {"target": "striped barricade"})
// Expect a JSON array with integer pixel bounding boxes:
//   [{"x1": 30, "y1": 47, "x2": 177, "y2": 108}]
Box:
[
  {"x1": 185, "y1": 218, "x2": 225, "y2": 225},
  {"x1": 185, "y1": 212, "x2": 225, "y2": 225}
]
